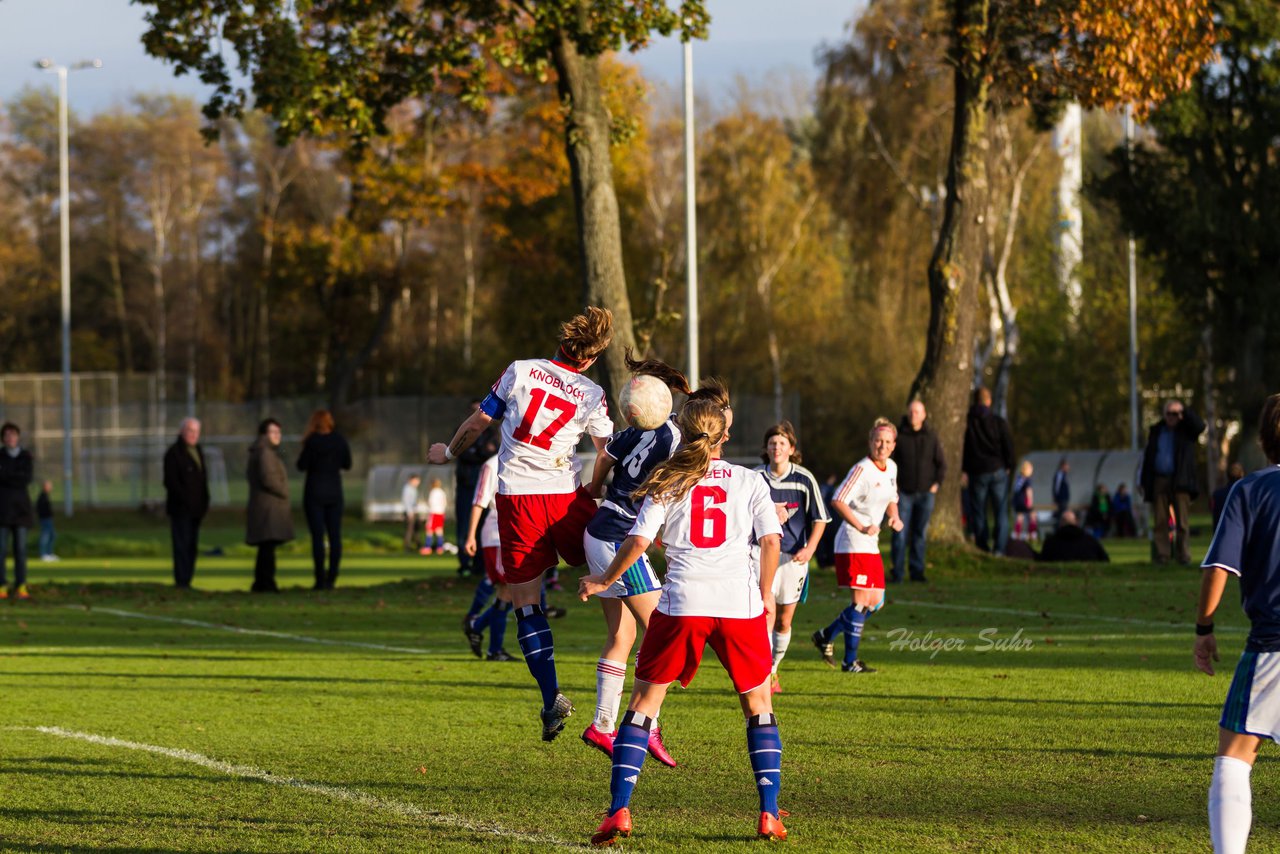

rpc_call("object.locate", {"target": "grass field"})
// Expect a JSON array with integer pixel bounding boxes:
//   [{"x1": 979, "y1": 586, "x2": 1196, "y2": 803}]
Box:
[{"x1": 0, "y1": 516, "x2": 1265, "y2": 852}]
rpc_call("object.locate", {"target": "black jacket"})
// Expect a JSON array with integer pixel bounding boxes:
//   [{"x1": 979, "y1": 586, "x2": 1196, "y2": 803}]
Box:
[
  {"x1": 1140, "y1": 408, "x2": 1206, "y2": 500},
  {"x1": 1038, "y1": 524, "x2": 1110, "y2": 563},
  {"x1": 0, "y1": 448, "x2": 35, "y2": 528},
  {"x1": 164, "y1": 438, "x2": 211, "y2": 519},
  {"x1": 962, "y1": 406, "x2": 1015, "y2": 477},
  {"x1": 297, "y1": 431, "x2": 353, "y2": 505},
  {"x1": 892, "y1": 418, "x2": 947, "y2": 494},
  {"x1": 36, "y1": 491, "x2": 52, "y2": 520}
]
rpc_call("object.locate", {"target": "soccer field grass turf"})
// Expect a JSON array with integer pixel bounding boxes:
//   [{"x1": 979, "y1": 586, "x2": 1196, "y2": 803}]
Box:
[{"x1": 0, "y1": 552, "x2": 1267, "y2": 852}]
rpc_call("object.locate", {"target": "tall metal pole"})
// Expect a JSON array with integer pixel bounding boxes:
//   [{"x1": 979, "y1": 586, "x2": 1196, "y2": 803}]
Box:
[
  {"x1": 1125, "y1": 105, "x2": 1140, "y2": 451},
  {"x1": 56, "y1": 66, "x2": 75, "y2": 518},
  {"x1": 683, "y1": 36, "x2": 700, "y2": 386}
]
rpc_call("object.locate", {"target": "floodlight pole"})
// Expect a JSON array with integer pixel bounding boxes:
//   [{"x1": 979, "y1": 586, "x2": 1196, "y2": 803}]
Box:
[
  {"x1": 1125, "y1": 104, "x2": 1140, "y2": 451},
  {"x1": 38, "y1": 58, "x2": 99, "y2": 517},
  {"x1": 683, "y1": 33, "x2": 700, "y2": 386}
]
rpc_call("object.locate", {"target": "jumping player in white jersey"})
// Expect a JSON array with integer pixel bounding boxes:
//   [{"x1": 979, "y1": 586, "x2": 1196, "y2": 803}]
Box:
[
  {"x1": 429, "y1": 307, "x2": 614, "y2": 741},
  {"x1": 579, "y1": 397, "x2": 788, "y2": 845},
  {"x1": 813, "y1": 417, "x2": 903, "y2": 673},
  {"x1": 1195, "y1": 393, "x2": 1280, "y2": 854},
  {"x1": 754, "y1": 421, "x2": 829, "y2": 694},
  {"x1": 580, "y1": 354, "x2": 695, "y2": 767},
  {"x1": 463, "y1": 454, "x2": 516, "y2": 661}
]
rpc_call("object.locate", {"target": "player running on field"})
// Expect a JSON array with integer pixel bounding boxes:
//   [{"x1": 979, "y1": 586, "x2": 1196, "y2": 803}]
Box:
[
  {"x1": 813, "y1": 417, "x2": 904, "y2": 673},
  {"x1": 463, "y1": 454, "x2": 516, "y2": 662},
  {"x1": 755, "y1": 421, "x2": 829, "y2": 695},
  {"x1": 1195, "y1": 393, "x2": 1280, "y2": 854},
  {"x1": 580, "y1": 353, "x2": 693, "y2": 767},
  {"x1": 580, "y1": 397, "x2": 788, "y2": 845},
  {"x1": 429, "y1": 307, "x2": 614, "y2": 741}
]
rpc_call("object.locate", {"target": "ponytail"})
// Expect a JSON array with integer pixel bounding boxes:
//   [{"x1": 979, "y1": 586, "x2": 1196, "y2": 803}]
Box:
[{"x1": 633, "y1": 399, "x2": 727, "y2": 504}]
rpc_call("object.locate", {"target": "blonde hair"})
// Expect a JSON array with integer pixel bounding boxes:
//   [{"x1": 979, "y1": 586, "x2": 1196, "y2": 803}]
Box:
[
  {"x1": 869, "y1": 417, "x2": 897, "y2": 441},
  {"x1": 1020, "y1": 460, "x2": 1033, "y2": 476},
  {"x1": 558, "y1": 306, "x2": 613, "y2": 364},
  {"x1": 633, "y1": 399, "x2": 727, "y2": 504},
  {"x1": 762, "y1": 421, "x2": 801, "y2": 464},
  {"x1": 686, "y1": 377, "x2": 731, "y2": 410}
]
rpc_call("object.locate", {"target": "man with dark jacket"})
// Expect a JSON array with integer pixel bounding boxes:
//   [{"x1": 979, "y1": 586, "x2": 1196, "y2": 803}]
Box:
[
  {"x1": 890, "y1": 401, "x2": 946, "y2": 582},
  {"x1": 1141, "y1": 399, "x2": 1206, "y2": 564},
  {"x1": 164, "y1": 418, "x2": 210, "y2": 588},
  {"x1": 0, "y1": 422, "x2": 35, "y2": 599},
  {"x1": 963, "y1": 387, "x2": 1016, "y2": 555},
  {"x1": 1037, "y1": 510, "x2": 1109, "y2": 563}
]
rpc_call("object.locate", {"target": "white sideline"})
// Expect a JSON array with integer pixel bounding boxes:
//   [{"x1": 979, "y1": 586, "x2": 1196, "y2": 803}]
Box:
[
  {"x1": 66, "y1": 606, "x2": 432, "y2": 655},
  {"x1": 893, "y1": 598, "x2": 1244, "y2": 631},
  {"x1": 14, "y1": 726, "x2": 579, "y2": 848}
]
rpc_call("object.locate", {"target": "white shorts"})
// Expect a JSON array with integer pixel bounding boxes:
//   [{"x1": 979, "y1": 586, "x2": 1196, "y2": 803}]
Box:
[
  {"x1": 584, "y1": 531, "x2": 661, "y2": 599},
  {"x1": 1222, "y1": 649, "x2": 1280, "y2": 741},
  {"x1": 770, "y1": 553, "x2": 808, "y2": 606}
]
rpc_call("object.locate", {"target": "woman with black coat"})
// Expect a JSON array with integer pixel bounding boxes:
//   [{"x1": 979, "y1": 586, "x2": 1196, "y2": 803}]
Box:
[
  {"x1": 296, "y1": 409, "x2": 352, "y2": 590},
  {"x1": 246, "y1": 418, "x2": 294, "y2": 592},
  {"x1": 0, "y1": 422, "x2": 35, "y2": 599}
]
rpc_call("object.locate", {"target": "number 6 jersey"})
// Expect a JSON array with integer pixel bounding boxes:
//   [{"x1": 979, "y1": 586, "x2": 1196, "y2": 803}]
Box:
[
  {"x1": 630, "y1": 459, "x2": 783, "y2": 619},
  {"x1": 480, "y1": 358, "x2": 615, "y2": 496}
]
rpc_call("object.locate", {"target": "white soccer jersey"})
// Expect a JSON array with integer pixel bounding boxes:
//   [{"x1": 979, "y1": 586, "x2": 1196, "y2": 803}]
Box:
[
  {"x1": 630, "y1": 459, "x2": 783, "y2": 619},
  {"x1": 480, "y1": 358, "x2": 614, "y2": 496},
  {"x1": 427, "y1": 487, "x2": 447, "y2": 515},
  {"x1": 833, "y1": 457, "x2": 899, "y2": 555},
  {"x1": 473, "y1": 455, "x2": 501, "y2": 548}
]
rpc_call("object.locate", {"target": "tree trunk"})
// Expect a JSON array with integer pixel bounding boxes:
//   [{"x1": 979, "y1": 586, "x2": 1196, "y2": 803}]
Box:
[
  {"x1": 105, "y1": 197, "x2": 134, "y2": 373},
  {"x1": 550, "y1": 30, "x2": 638, "y2": 407},
  {"x1": 461, "y1": 201, "x2": 477, "y2": 369},
  {"x1": 908, "y1": 0, "x2": 992, "y2": 543}
]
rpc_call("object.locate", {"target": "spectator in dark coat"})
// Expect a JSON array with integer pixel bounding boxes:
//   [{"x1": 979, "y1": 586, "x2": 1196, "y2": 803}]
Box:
[
  {"x1": 963, "y1": 387, "x2": 1016, "y2": 555},
  {"x1": 1111, "y1": 483, "x2": 1137, "y2": 538},
  {"x1": 297, "y1": 409, "x2": 352, "y2": 590},
  {"x1": 246, "y1": 419, "x2": 294, "y2": 593},
  {"x1": 453, "y1": 399, "x2": 498, "y2": 577},
  {"x1": 1140, "y1": 399, "x2": 1206, "y2": 564},
  {"x1": 1038, "y1": 510, "x2": 1110, "y2": 563},
  {"x1": 0, "y1": 423, "x2": 35, "y2": 599},
  {"x1": 890, "y1": 400, "x2": 946, "y2": 583},
  {"x1": 163, "y1": 417, "x2": 210, "y2": 589},
  {"x1": 1052, "y1": 458, "x2": 1071, "y2": 521},
  {"x1": 1211, "y1": 463, "x2": 1246, "y2": 532},
  {"x1": 816, "y1": 473, "x2": 838, "y2": 568}
]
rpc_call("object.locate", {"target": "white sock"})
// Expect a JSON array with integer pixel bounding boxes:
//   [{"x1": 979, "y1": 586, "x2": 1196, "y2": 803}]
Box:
[
  {"x1": 1210, "y1": 755, "x2": 1252, "y2": 854},
  {"x1": 595, "y1": 658, "x2": 627, "y2": 732},
  {"x1": 772, "y1": 631, "x2": 791, "y2": 671}
]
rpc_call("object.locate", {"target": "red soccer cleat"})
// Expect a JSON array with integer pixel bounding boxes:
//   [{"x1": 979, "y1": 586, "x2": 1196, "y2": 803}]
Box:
[
  {"x1": 758, "y1": 811, "x2": 787, "y2": 841},
  {"x1": 591, "y1": 807, "x2": 632, "y2": 846},
  {"x1": 581, "y1": 723, "x2": 616, "y2": 758},
  {"x1": 647, "y1": 724, "x2": 677, "y2": 768}
]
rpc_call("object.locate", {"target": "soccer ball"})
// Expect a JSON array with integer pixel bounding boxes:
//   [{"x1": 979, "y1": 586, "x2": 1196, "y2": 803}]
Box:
[{"x1": 619, "y1": 374, "x2": 672, "y2": 431}]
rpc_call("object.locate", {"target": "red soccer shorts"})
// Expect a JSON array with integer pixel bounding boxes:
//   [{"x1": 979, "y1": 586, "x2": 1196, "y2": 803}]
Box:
[
  {"x1": 836, "y1": 552, "x2": 885, "y2": 590},
  {"x1": 635, "y1": 610, "x2": 772, "y2": 694},
  {"x1": 427, "y1": 513, "x2": 445, "y2": 531},
  {"x1": 495, "y1": 488, "x2": 596, "y2": 585},
  {"x1": 481, "y1": 546, "x2": 505, "y2": 585}
]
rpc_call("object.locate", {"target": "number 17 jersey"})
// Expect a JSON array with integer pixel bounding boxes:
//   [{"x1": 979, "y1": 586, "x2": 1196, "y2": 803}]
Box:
[{"x1": 480, "y1": 357, "x2": 614, "y2": 496}]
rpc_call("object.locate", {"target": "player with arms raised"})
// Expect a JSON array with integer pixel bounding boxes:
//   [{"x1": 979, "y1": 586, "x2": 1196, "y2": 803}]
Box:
[
  {"x1": 580, "y1": 353, "x2": 692, "y2": 766},
  {"x1": 813, "y1": 417, "x2": 903, "y2": 673},
  {"x1": 429, "y1": 307, "x2": 614, "y2": 741},
  {"x1": 1195, "y1": 393, "x2": 1280, "y2": 854},
  {"x1": 580, "y1": 397, "x2": 788, "y2": 845}
]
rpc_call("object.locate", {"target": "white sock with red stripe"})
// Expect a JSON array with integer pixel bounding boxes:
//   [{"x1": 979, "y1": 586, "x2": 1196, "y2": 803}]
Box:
[{"x1": 595, "y1": 658, "x2": 627, "y2": 732}]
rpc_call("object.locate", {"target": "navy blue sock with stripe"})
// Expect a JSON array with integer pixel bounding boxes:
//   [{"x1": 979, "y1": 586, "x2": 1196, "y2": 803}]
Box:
[
  {"x1": 488, "y1": 600, "x2": 512, "y2": 654},
  {"x1": 609, "y1": 712, "x2": 652, "y2": 815},
  {"x1": 747, "y1": 713, "x2": 782, "y2": 816},
  {"x1": 467, "y1": 576, "x2": 495, "y2": 621},
  {"x1": 515, "y1": 604, "x2": 559, "y2": 708},
  {"x1": 842, "y1": 605, "x2": 867, "y2": 667},
  {"x1": 823, "y1": 607, "x2": 849, "y2": 643}
]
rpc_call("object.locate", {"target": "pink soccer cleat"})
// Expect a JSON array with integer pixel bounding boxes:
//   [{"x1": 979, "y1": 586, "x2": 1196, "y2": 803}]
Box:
[
  {"x1": 581, "y1": 723, "x2": 616, "y2": 759},
  {"x1": 646, "y1": 724, "x2": 677, "y2": 768}
]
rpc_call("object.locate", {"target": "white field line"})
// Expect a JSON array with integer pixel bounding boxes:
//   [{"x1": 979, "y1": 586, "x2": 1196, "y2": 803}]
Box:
[
  {"x1": 14, "y1": 726, "x2": 580, "y2": 849},
  {"x1": 65, "y1": 606, "x2": 433, "y2": 655},
  {"x1": 892, "y1": 598, "x2": 1246, "y2": 633}
]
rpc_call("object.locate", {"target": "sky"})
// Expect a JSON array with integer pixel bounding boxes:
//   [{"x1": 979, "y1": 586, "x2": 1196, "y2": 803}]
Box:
[{"x1": 0, "y1": 0, "x2": 864, "y2": 116}]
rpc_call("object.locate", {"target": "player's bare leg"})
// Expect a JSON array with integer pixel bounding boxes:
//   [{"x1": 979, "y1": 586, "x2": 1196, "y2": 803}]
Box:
[
  {"x1": 739, "y1": 682, "x2": 787, "y2": 841},
  {"x1": 1211, "y1": 728, "x2": 1261, "y2": 854},
  {"x1": 510, "y1": 574, "x2": 573, "y2": 741},
  {"x1": 770, "y1": 600, "x2": 798, "y2": 693}
]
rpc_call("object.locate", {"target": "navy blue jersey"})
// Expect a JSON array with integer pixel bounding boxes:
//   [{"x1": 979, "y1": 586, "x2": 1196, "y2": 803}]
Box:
[
  {"x1": 753, "y1": 462, "x2": 831, "y2": 555},
  {"x1": 1203, "y1": 466, "x2": 1280, "y2": 652},
  {"x1": 586, "y1": 418, "x2": 682, "y2": 543}
]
